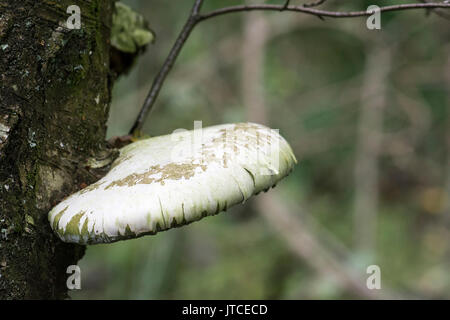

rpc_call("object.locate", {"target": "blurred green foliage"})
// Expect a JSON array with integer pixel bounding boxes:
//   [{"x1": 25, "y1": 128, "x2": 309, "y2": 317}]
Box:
[{"x1": 71, "y1": 0, "x2": 450, "y2": 299}]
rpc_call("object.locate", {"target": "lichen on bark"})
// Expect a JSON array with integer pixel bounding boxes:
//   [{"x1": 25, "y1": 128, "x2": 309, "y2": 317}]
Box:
[{"x1": 0, "y1": 0, "x2": 115, "y2": 299}]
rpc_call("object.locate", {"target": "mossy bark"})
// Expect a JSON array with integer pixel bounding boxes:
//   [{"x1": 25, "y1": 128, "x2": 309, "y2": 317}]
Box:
[{"x1": 0, "y1": 0, "x2": 115, "y2": 299}]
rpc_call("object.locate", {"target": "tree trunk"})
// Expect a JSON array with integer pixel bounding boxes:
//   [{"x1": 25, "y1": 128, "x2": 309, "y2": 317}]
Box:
[{"x1": 0, "y1": 0, "x2": 115, "y2": 299}]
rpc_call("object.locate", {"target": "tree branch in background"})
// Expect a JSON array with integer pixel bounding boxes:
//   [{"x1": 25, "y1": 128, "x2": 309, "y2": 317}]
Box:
[
  {"x1": 353, "y1": 45, "x2": 391, "y2": 254},
  {"x1": 242, "y1": 10, "x2": 268, "y2": 125},
  {"x1": 240, "y1": 11, "x2": 397, "y2": 298},
  {"x1": 129, "y1": 0, "x2": 205, "y2": 134},
  {"x1": 199, "y1": 2, "x2": 450, "y2": 21},
  {"x1": 444, "y1": 47, "x2": 450, "y2": 219},
  {"x1": 419, "y1": 0, "x2": 450, "y2": 19},
  {"x1": 256, "y1": 191, "x2": 406, "y2": 299},
  {"x1": 129, "y1": 1, "x2": 450, "y2": 135}
]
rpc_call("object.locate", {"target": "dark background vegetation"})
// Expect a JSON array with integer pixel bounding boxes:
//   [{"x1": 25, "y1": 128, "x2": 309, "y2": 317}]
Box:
[{"x1": 72, "y1": 0, "x2": 450, "y2": 299}]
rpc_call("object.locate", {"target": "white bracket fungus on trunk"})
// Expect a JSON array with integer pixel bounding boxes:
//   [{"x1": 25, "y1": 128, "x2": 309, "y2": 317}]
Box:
[{"x1": 48, "y1": 122, "x2": 297, "y2": 244}]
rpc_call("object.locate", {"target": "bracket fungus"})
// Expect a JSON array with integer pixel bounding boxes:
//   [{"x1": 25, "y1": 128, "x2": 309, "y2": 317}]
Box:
[{"x1": 48, "y1": 122, "x2": 297, "y2": 244}]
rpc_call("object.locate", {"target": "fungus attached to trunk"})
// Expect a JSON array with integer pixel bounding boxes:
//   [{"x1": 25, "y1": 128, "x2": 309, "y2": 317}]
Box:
[{"x1": 48, "y1": 122, "x2": 297, "y2": 244}]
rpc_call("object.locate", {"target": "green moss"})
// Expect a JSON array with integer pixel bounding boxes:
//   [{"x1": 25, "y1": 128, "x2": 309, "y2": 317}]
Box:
[
  {"x1": 64, "y1": 211, "x2": 86, "y2": 237},
  {"x1": 52, "y1": 206, "x2": 68, "y2": 231},
  {"x1": 25, "y1": 214, "x2": 34, "y2": 226},
  {"x1": 0, "y1": 0, "x2": 114, "y2": 299},
  {"x1": 124, "y1": 224, "x2": 135, "y2": 237},
  {"x1": 81, "y1": 216, "x2": 89, "y2": 236},
  {"x1": 111, "y1": 2, "x2": 154, "y2": 53}
]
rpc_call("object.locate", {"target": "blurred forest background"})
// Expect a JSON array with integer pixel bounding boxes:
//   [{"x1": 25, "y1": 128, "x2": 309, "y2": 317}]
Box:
[{"x1": 71, "y1": 0, "x2": 450, "y2": 299}]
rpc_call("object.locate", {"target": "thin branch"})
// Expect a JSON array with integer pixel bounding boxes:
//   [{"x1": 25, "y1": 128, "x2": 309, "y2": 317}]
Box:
[
  {"x1": 256, "y1": 191, "x2": 404, "y2": 299},
  {"x1": 444, "y1": 47, "x2": 450, "y2": 219},
  {"x1": 353, "y1": 45, "x2": 391, "y2": 254},
  {"x1": 419, "y1": 0, "x2": 450, "y2": 19},
  {"x1": 198, "y1": 3, "x2": 450, "y2": 21},
  {"x1": 129, "y1": 1, "x2": 450, "y2": 135},
  {"x1": 129, "y1": 0, "x2": 204, "y2": 134}
]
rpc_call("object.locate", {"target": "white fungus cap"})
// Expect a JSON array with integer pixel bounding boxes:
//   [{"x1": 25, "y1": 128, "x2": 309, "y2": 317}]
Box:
[{"x1": 48, "y1": 122, "x2": 297, "y2": 244}]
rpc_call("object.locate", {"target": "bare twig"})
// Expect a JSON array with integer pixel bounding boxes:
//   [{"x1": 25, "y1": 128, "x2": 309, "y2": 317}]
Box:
[
  {"x1": 129, "y1": 1, "x2": 450, "y2": 134},
  {"x1": 129, "y1": 0, "x2": 205, "y2": 134},
  {"x1": 419, "y1": 0, "x2": 450, "y2": 19},
  {"x1": 198, "y1": 3, "x2": 450, "y2": 21}
]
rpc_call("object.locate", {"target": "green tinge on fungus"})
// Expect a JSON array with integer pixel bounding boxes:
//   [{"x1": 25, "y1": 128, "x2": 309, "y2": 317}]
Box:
[
  {"x1": 64, "y1": 211, "x2": 85, "y2": 237},
  {"x1": 48, "y1": 122, "x2": 297, "y2": 245}
]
